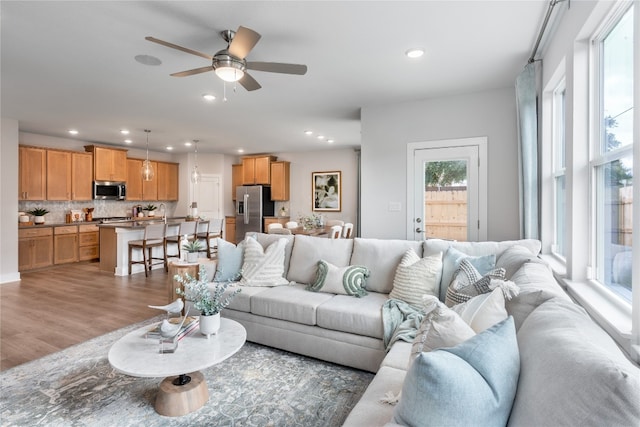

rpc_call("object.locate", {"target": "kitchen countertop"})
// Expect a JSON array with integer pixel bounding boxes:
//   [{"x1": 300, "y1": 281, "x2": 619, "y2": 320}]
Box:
[{"x1": 17, "y1": 217, "x2": 188, "y2": 229}]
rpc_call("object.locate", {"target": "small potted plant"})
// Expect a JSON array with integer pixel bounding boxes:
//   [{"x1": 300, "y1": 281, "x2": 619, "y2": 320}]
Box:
[
  {"x1": 182, "y1": 240, "x2": 203, "y2": 262},
  {"x1": 175, "y1": 264, "x2": 241, "y2": 337},
  {"x1": 28, "y1": 208, "x2": 50, "y2": 224},
  {"x1": 143, "y1": 204, "x2": 157, "y2": 217}
]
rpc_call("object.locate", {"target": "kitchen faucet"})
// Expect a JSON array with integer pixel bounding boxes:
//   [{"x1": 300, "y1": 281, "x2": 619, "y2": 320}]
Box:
[{"x1": 159, "y1": 203, "x2": 166, "y2": 224}]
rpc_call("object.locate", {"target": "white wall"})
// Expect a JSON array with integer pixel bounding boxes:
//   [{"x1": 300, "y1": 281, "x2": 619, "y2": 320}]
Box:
[
  {"x1": 176, "y1": 151, "x2": 228, "y2": 217},
  {"x1": 361, "y1": 87, "x2": 520, "y2": 240},
  {"x1": 1, "y1": 118, "x2": 20, "y2": 284}
]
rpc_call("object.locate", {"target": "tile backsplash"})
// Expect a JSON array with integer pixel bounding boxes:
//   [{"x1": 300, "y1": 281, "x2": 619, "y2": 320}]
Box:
[{"x1": 18, "y1": 200, "x2": 177, "y2": 223}]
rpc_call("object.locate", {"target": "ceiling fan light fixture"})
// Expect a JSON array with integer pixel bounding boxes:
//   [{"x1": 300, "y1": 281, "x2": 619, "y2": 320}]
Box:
[
  {"x1": 213, "y1": 54, "x2": 246, "y2": 82},
  {"x1": 215, "y1": 66, "x2": 245, "y2": 82}
]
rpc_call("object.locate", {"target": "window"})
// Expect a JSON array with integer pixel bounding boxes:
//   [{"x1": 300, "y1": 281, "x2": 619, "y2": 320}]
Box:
[
  {"x1": 552, "y1": 84, "x2": 567, "y2": 258},
  {"x1": 593, "y1": 4, "x2": 634, "y2": 302}
]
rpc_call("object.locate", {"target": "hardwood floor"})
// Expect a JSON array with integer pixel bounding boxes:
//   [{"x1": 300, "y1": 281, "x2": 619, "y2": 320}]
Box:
[{"x1": 0, "y1": 261, "x2": 169, "y2": 371}]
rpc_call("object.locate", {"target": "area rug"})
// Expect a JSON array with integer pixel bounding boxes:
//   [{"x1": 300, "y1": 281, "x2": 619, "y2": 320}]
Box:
[{"x1": 0, "y1": 316, "x2": 374, "y2": 426}]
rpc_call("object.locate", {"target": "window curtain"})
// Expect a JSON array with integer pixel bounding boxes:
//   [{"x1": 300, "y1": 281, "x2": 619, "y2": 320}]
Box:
[{"x1": 516, "y1": 62, "x2": 540, "y2": 240}]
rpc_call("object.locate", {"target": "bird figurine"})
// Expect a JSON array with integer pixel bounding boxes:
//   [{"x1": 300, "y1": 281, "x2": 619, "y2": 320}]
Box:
[
  {"x1": 159, "y1": 319, "x2": 182, "y2": 338},
  {"x1": 148, "y1": 298, "x2": 184, "y2": 315}
]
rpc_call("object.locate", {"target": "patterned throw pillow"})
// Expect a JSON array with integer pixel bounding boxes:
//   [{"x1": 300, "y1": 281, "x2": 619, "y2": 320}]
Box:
[
  {"x1": 307, "y1": 260, "x2": 369, "y2": 297},
  {"x1": 239, "y1": 237, "x2": 289, "y2": 286},
  {"x1": 445, "y1": 258, "x2": 507, "y2": 307},
  {"x1": 389, "y1": 250, "x2": 442, "y2": 307},
  {"x1": 411, "y1": 295, "x2": 475, "y2": 362}
]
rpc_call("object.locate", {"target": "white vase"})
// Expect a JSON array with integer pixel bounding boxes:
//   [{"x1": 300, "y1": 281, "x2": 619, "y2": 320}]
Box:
[
  {"x1": 148, "y1": 211, "x2": 155, "y2": 217},
  {"x1": 34, "y1": 215, "x2": 45, "y2": 224},
  {"x1": 187, "y1": 252, "x2": 198, "y2": 263},
  {"x1": 199, "y1": 313, "x2": 220, "y2": 338}
]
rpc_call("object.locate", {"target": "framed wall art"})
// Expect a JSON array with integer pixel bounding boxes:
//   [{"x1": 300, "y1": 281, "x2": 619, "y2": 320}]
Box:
[{"x1": 312, "y1": 171, "x2": 341, "y2": 212}]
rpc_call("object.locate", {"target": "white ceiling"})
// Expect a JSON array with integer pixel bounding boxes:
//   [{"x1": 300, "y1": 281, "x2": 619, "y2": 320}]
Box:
[{"x1": 1, "y1": 1, "x2": 547, "y2": 155}]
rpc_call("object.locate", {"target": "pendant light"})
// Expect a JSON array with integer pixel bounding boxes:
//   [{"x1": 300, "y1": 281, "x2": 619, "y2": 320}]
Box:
[
  {"x1": 141, "y1": 129, "x2": 155, "y2": 181},
  {"x1": 190, "y1": 139, "x2": 201, "y2": 183}
]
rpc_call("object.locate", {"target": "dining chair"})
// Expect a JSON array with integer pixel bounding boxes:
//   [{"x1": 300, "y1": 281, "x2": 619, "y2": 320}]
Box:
[
  {"x1": 128, "y1": 223, "x2": 166, "y2": 277},
  {"x1": 285, "y1": 221, "x2": 298, "y2": 229},
  {"x1": 164, "y1": 221, "x2": 197, "y2": 265},
  {"x1": 195, "y1": 218, "x2": 223, "y2": 258},
  {"x1": 329, "y1": 225, "x2": 342, "y2": 239},
  {"x1": 342, "y1": 222, "x2": 354, "y2": 238},
  {"x1": 325, "y1": 219, "x2": 345, "y2": 227},
  {"x1": 267, "y1": 223, "x2": 283, "y2": 233}
]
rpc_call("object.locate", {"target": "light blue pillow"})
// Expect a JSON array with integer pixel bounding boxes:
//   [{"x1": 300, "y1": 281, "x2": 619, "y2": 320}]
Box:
[
  {"x1": 214, "y1": 238, "x2": 244, "y2": 282},
  {"x1": 393, "y1": 317, "x2": 520, "y2": 427},
  {"x1": 439, "y1": 246, "x2": 496, "y2": 301}
]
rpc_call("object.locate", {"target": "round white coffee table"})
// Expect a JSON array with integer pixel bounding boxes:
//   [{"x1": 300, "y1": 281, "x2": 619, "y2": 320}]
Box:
[{"x1": 108, "y1": 317, "x2": 246, "y2": 417}]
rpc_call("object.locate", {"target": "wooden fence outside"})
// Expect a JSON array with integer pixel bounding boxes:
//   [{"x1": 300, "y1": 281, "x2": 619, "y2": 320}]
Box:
[
  {"x1": 425, "y1": 187, "x2": 467, "y2": 241},
  {"x1": 619, "y1": 186, "x2": 633, "y2": 246}
]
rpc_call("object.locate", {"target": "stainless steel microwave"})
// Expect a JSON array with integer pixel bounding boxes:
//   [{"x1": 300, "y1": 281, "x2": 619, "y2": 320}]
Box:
[{"x1": 93, "y1": 181, "x2": 126, "y2": 200}]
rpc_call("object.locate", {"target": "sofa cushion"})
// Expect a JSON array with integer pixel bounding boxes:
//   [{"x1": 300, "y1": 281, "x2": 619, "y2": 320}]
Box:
[
  {"x1": 389, "y1": 250, "x2": 442, "y2": 307},
  {"x1": 239, "y1": 237, "x2": 289, "y2": 286},
  {"x1": 508, "y1": 298, "x2": 640, "y2": 427},
  {"x1": 286, "y1": 234, "x2": 353, "y2": 284},
  {"x1": 451, "y1": 287, "x2": 508, "y2": 333},
  {"x1": 245, "y1": 232, "x2": 295, "y2": 278},
  {"x1": 394, "y1": 317, "x2": 519, "y2": 427},
  {"x1": 214, "y1": 238, "x2": 244, "y2": 282},
  {"x1": 495, "y1": 244, "x2": 546, "y2": 280},
  {"x1": 307, "y1": 260, "x2": 369, "y2": 297},
  {"x1": 316, "y1": 291, "x2": 387, "y2": 339},
  {"x1": 218, "y1": 284, "x2": 268, "y2": 313},
  {"x1": 250, "y1": 284, "x2": 334, "y2": 325},
  {"x1": 411, "y1": 296, "x2": 475, "y2": 362},
  {"x1": 350, "y1": 238, "x2": 423, "y2": 294},
  {"x1": 381, "y1": 341, "x2": 412, "y2": 371}
]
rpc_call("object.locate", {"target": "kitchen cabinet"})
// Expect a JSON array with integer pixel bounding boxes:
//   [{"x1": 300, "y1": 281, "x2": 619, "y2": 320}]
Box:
[
  {"x1": 126, "y1": 158, "x2": 143, "y2": 200},
  {"x1": 157, "y1": 161, "x2": 179, "y2": 201},
  {"x1": 242, "y1": 155, "x2": 276, "y2": 185},
  {"x1": 19, "y1": 146, "x2": 46, "y2": 201},
  {"x1": 54, "y1": 225, "x2": 78, "y2": 264},
  {"x1": 78, "y1": 224, "x2": 99, "y2": 261},
  {"x1": 231, "y1": 164, "x2": 243, "y2": 201},
  {"x1": 18, "y1": 227, "x2": 53, "y2": 270},
  {"x1": 270, "y1": 161, "x2": 290, "y2": 201},
  {"x1": 142, "y1": 161, "x2": 158, "y2": 201},
  {"x1": 85, "y1": 145, "x2": 127, "y2": 182},
  {"x1": 46, "y1": 150, "x2": 72, "y2": 200},
  {"x1": 72, "y1": 152, "x2": 93, "y2": 200},
  {"x1": 225, "y1": 216, "x2": 236, "y2": 244}
]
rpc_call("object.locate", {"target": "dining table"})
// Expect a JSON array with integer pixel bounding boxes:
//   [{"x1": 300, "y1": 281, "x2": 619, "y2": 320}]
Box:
[{"x1": 289, "y1": 226, "x2": 331, "y2": 237}]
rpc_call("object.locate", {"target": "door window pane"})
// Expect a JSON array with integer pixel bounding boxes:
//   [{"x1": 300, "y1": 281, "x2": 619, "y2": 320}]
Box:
[{"x1": 424, "y1": 160, "x2": 468, "y2": 241}]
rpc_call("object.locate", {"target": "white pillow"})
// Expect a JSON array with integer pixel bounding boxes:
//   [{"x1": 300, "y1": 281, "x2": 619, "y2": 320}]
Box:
[
  {"x1": 307, "y1": 260, "x2": 369, "y2": 297},
  {"x1": 239, "y1": 237, "x2": 289, "y2": 286},
  {"x1": 389, "y1": 250, "x2": 442, "y2": 307},
  {"x1": 452, "y1": 287, "x2": 508, "y2": 333}
]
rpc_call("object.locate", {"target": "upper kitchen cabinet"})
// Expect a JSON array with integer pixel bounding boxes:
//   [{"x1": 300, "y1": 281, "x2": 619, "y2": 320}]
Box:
[
  {"x1": 242, "y1": 155, "x2": 277, "y2": 185},
  {"x1": 85, "y1": 145, "x2": 127, "y2": 182},
  {"x1": 46, "y1": 150, "x2": 72, "y2": 200},
  {"x1": 71, "y1": 152, "x2": 93, "y2": 200},
  {"x1": 231, "y1": 164, "x2": 243, "y2": 201},
  {"x1": 126, "y1": 158, "x2": 143, "y2": 200},
  {"x1": 157, "y1": 161, "x2": 179, "y2": 201},
  {"x1": 270, "y1": 161, "x2": 290, "y2": 201},
  {"x1": 19, "y1": 146, "x2": 46, "y2": 200}
]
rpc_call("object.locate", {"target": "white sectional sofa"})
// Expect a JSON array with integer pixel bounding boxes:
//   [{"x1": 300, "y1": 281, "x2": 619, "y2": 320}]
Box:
[{"x1": 194, "y1": 233, "x2": 639, "y2": 426}]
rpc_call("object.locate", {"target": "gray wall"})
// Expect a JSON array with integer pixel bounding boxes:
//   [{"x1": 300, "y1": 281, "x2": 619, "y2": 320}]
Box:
[
  {"x1": 361, "y1": 87, "x2": 520, "y2": 240},
  {"x1": 1, "y1": 118, "x2": 20, "y2": 283}
]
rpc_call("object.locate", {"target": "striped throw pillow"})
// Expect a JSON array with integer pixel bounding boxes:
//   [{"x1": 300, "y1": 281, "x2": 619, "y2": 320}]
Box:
[
  {"x1": 307, "y1": 260, "x2": 369, "y2": 297},
  {"x1": 389, "y1": 250, "x2": 442, "y2": 307},
  {"x1": 239, "y1": 237, "x2": 289, "y2": 286}
]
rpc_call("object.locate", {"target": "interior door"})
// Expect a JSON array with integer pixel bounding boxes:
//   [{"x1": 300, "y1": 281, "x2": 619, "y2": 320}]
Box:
[
  {"x1": 194, "y1": 174, "x2": 222, "y2": 220},
  {"x1": 411, "y1": 144, "x2": 482, "y2": 241}
]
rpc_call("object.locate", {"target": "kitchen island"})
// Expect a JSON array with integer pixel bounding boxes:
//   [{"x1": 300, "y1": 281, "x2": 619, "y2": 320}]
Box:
[{"x1": 99, "y1": 219, "x2": 185, "y2": 276}]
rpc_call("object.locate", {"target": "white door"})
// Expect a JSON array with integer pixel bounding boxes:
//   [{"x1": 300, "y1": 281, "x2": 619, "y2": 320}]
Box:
[
  {"x1": 407, "y1": 137, "x2": 487, "y2": 241},
  {"x1": 194, "y1": 174, "x2": 222, "y2": 220}
]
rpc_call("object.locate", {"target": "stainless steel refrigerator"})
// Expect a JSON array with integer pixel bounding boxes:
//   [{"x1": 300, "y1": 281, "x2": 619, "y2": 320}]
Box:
[{"x1": 235, "y1": 185, "x2": 275, "y2": 241}]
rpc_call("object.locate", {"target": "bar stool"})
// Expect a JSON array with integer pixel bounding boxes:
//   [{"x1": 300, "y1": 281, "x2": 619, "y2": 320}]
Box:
[
  {"x1": 128, "y1": 223, "x2": 167, "y2": 277},
  {"x1": 195, "y1": 218, "x2": 223, "y2": 258},
  {"x1": 164, "y1": 221, "x2": 197, "y2": 264}
]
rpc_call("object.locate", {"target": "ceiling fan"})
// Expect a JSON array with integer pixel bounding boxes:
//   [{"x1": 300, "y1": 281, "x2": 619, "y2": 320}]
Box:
[{"x1": 146, "y1": 26, "x2": 307, "y2": 91}]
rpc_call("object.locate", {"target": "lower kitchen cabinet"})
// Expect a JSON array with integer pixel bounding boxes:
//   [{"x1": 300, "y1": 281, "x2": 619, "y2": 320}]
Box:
[
  {"x1": 54, "y1": 226, "x2": 78, "y2": 264},
  {"x1": 78, "y1": 224, "x2": 100, "y2": 261},
  {"x1": 19, "y1": 227, "x2": 53, "y2": 270},
  {"x1": 225, "y1": 216, "x2": 236, "y2": 244}
]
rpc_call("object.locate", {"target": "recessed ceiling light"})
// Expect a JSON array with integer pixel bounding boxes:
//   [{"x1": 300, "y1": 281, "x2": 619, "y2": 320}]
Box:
[
  {"x1": 304, "y1": 130, "x2": 313, "y2": 135},
  {"x1": 237, "y1": 149, "x2": 245, "y2": 153},
  {"x1": 203, "y1": 94, "x2": 216, "y2": 101},
  {"x1": 184, "y1": 141, "x2": 192, "y2": 147},
  {"x1": 166, "y1": 146, "x2": 173, "y2": 151},
  {"x1": 68, "y1": 129, "x2": 78, "y2": 135},
  {"x1": 327, "y1": 139, "x2": 335, "y2": 144},
  {"x1": 317, "y1": 135, "x2": 325, "y2": 140},
  {"x1": 124, "y1": 139, "x2": 132, "y2": 144},
  {"x1": 120, "y1": 129, "x2": 130, "y2": 135},
  {"x1": 405, "y1": 48, "x2": 424, "y2": 58}
]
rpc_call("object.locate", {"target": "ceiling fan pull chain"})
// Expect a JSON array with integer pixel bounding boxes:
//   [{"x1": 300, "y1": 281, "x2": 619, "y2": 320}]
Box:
[{"x1": 223, "y1": 81, "x2": 228, "y2": 102}]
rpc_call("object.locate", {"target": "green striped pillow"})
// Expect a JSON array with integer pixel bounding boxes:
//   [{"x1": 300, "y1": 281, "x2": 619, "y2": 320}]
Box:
[{"x1": 307, "y1": 260, "x2": 369, "y2": 297}]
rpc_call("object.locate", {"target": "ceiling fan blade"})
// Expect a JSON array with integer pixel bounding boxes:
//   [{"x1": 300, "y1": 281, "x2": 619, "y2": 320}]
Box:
[
  {"x1": 239, "y1": 72, "x2": 262, "y2": 91},
  {"x1": 170, "y1": 66, "x2": 214, "y2": 77},
  {"x1": 145, "y1": 36, "x2": 213, "y2": 60},
  {"x1": 246, "y1": 61, "x2": 308, "y2": 75},
  {"x1": 228, "y1": 26, "x2": 261, "y2": 59}
]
